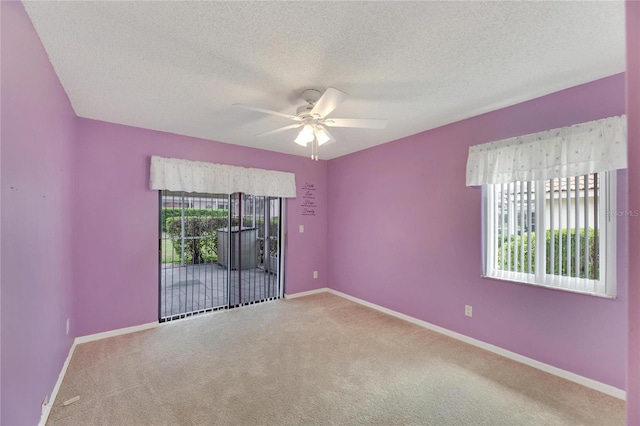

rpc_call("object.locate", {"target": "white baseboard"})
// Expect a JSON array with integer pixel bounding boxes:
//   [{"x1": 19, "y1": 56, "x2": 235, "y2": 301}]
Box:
[
  {"x1": 39, "y1": 342, "x2": 76, "y2": 426},
  {"x1": 322, "y1": 288, "x2": 625, "y2": 400},
  {"x1": 74, "y1": 322, "x2": 158, "y2": 345},
  {"x1": 284, "y1": 287, "x2": 329, "y2": 299}
]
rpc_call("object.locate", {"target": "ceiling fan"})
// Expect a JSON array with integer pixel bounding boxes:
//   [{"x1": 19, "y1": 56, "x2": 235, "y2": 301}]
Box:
[{"x1": 234, "y1": 88, "x2": 388, "y2": 160}]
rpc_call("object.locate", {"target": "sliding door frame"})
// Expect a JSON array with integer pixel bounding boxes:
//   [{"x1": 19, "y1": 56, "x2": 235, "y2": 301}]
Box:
[{"x1": 158, "y1": 191, "x2": 285, "y2": 321}]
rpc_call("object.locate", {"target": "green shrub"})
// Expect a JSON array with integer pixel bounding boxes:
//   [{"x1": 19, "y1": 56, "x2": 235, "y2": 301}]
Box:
[
  {"x1": 161, "y1": 208, "x2": 228, "y2": 231},
  {"x1": 252, "y1": 217, "x2": 280, "y2": 238},
  {"x1": 269, "y1": 238, "x2": 279, "y2": 257},
  {"x1": 497, "y1": 233, "x2": 536, "y2": 273},
  {"x1": 166, "y1": 216, "x2": 241, "y2": 264},
  {"x1": 497, "y1": 228, "x2": 598, "y2": 279},
  {"x1": 165, "y1": 212, "x2": 280, "y2": 265},
  {"x1": 200, "y1": 231, "x2": 217, "y2": 261},
  {"x1": 545, "y1": 228, "x2": 598, "y2": 279}
]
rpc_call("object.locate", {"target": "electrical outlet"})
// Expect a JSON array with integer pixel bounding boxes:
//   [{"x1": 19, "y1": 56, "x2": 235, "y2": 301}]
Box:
[
  {"x1": 299, "y1": 225, "x2": 304, "y2": 233},
  {"x1": 66, "y1": 318, "x2": 70, "y2": 335},
  {"x1": 465, "y1": 305, "x2": 473, "y2": 317},
  {"x1": 313, "y1": 271, "x2": 318, "y2": 279}
]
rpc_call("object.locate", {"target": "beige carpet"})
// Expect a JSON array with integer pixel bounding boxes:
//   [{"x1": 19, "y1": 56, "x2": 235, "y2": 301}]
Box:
[{"x1": 47, "y1": 293, "x2": 624, "y2": 425}]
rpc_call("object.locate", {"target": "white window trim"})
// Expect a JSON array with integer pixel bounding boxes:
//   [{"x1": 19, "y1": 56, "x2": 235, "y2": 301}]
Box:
[{"x1": 482, "y1": 173, "x2": 617, "y2": 299}]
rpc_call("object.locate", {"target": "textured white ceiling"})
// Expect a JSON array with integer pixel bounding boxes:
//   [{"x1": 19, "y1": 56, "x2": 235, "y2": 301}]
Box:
[{"x1": 23, "y1": 1, "x2": 625, "y2": 160}]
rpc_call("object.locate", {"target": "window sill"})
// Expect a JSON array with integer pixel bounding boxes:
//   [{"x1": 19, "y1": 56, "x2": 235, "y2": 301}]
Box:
[{"x1": 480, "y1": 274, "x2": 617, "y2": 299}]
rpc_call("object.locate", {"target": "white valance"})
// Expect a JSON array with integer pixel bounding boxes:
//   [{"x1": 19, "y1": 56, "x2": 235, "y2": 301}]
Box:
[
  {"x1": 466, "y1": 115, "x2": 627, "y2": 186},
  {"x1": 149, "y1": 156, "x2": 297, "y2": 198}
]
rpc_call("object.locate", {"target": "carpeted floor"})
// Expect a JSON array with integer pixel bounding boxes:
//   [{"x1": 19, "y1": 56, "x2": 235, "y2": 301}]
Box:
[{"x1": 47, "y1": 293, "x2": 624, "y2": 425}]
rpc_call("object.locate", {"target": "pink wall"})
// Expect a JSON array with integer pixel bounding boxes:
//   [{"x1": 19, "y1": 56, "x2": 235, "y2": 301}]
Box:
[
  {"x1": 3, "y1": 0, "x2": 634, "y2": 422},
  {"x1": 327, "y1": 73, "x2": 629, "y2": 390},
  {"x1": 73, "y1": 119, "x2": 327, "y2": 336},
  {"x1": 1, "y1": 2, "x2": 77, "y2": 424},
  {"x1": 626, "y1": 0, "x2": 640, "y2": 422}
]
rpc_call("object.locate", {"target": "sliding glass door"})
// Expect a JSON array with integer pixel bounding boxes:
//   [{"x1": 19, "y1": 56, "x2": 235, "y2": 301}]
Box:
[{"x1": 159, "y1": 191, "x2": 282, "y2": 321}]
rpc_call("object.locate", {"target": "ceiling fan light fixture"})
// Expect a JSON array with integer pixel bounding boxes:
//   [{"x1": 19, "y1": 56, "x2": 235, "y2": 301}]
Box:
[
  {"x1": 294, "y1": 124, "x2": 314, "y2": 146},
  {"x1": 315, "y1": 126, "x2": 331, "y2": 146}
]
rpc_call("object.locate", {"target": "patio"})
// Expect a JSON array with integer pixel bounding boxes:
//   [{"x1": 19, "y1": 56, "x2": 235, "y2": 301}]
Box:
[{"x1": 160, "y1": 263, "x2": 279, "y2": 319}]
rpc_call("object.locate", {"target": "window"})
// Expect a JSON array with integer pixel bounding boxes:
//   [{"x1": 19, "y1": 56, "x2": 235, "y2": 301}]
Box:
[
  {"x1": 483, "y1": 172, "x2": 616, "y2": 297},
  {"x1": 466, "y1": 115, "x2": 626, "y2": 297}
]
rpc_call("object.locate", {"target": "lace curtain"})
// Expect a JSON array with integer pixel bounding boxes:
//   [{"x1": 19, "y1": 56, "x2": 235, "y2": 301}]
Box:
[
  {"x1": 466, "y1": 115, "x2": 627, "y2": 186},
  {"x1": 149, "y1": 156, "x2": 297, "y2": 198}
]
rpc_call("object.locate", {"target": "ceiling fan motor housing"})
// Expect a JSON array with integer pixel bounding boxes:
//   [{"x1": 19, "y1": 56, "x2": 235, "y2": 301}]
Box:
[
  {"x1": 296, "y1": 89, "x2": 322, "y2": 117},
  {"x1": 296, "y1": 104, "x2": 314, "y2": 117},
  {"x1": 301, "y1": 89, "x2": 321, "y2": 104}
]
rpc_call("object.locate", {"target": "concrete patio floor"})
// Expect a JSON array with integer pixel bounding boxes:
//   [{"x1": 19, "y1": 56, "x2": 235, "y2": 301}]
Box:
[{"x1": 159, "y1": 263, "x2": 280, "y2": 319}]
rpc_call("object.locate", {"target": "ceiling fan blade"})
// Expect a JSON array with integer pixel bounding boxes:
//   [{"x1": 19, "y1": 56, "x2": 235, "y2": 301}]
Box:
[
  {"x1": 256, "y1": 123, "x2": 302, "y2": 137},
  {"x1": 323, "y1": 118, "x2": 388, "y2": 129},
  {"x1": 233, "y1": 104, "x2": 301, "y2": 121},
  {"x1": 310, "y1": 88, "x2": 349, "y2": 118}
]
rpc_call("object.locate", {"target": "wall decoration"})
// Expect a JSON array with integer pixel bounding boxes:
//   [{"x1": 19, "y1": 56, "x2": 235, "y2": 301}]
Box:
[{"x1": 301, "y1": 182, "x2": 317, "y2": 216}]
